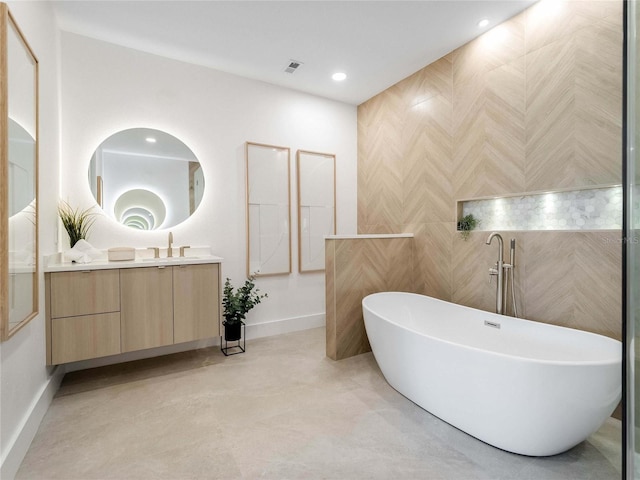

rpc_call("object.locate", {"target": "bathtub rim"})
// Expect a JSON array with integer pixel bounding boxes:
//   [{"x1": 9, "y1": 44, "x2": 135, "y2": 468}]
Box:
[{"x1": 362, "y1": 291, "x2": 621, "y2": 367}]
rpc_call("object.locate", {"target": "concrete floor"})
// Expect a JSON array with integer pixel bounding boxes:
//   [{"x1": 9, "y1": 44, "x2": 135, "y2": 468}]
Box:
[{"x1": 17, "y1": 327, "x2": 621, "y2": 479}]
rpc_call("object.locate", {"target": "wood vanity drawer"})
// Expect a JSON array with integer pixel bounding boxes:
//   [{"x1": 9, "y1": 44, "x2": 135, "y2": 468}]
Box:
[
  {"x1": 51, "y1": 312, "x2": 121, "y2": 364},
  {"x1": 50, "y1": 269, "x2": 120, "y2": 318}
]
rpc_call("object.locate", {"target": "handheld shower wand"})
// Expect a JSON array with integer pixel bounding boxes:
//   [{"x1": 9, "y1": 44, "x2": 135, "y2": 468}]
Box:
[
  {"x1": 506, "y1": 239, "x2": 518, "y2": 317},
  {"x1": 509, "y1": 239, "x2": 515, "y2": 267}
]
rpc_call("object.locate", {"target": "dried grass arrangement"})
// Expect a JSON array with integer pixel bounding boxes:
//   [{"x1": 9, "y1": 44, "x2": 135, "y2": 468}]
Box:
[{"x1": 58, "y1": 201, "x2": 96, "y2": 248}]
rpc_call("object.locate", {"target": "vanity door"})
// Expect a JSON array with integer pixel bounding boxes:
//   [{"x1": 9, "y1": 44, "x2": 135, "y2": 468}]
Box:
[
  {"x1": 173, "y1": 263, "x2": 220, "y2": 343},
  {"x1": 120, "y1": 266, "x2": 173, "y2": 352}
]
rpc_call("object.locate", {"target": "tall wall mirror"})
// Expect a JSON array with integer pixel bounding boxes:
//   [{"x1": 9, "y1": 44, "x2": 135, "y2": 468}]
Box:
[
  {"x1": 297, "y1": 150, "x2": 335, "y2": 272},
  {"x1": 246, "y1": 142, "x2": 291, "y2": 276},
  {"x1": 88, "y1": 128, "x2": 204, "y2": 230},
  {"x1": 1, "y1": 3, "x2": 39, "y2": 341}
]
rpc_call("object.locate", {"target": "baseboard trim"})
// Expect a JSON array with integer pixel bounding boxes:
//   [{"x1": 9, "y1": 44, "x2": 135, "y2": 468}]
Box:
[
  {"x1": 245, "y1": 313, "x2": 325, "y2": 339},
  {"x1": 1, "y1": 366, "x2": 65, "y2": 480}
]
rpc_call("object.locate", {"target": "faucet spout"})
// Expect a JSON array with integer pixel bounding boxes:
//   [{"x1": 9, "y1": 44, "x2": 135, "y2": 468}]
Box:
[
  {"x1": 486, "y1": 231, "x2": 503, "y2": 250},
  {"x1": 168, "y1": 231, "x2": 173, "y2": 258}
]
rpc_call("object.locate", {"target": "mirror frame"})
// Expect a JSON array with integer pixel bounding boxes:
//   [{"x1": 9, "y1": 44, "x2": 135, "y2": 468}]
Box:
[
  {"x1": 1, "y1": 3, "x2": 39, "y2": 341},
  {"x1": 296, "y1": 150, "x2": 336, "y2": 273},
  {"x1": 245, "y1": 141, "x2": 291, "y2": 277}
]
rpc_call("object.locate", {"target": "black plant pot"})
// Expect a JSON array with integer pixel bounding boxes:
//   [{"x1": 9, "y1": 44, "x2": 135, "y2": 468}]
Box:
[{"x1": 224, "y1": 321, "x2": 242, "y2": 342}]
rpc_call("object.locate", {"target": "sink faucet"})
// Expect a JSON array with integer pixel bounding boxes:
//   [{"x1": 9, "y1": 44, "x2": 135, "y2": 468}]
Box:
[
  {"x1": 486, "y1": 232, "x2": 504, "y2": 314},
  {"x1": 167, "y1": 231, "x2": 173, "y2": 258}
]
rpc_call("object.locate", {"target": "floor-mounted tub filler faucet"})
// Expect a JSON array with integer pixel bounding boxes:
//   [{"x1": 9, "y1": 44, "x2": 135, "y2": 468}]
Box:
[
  {"x1": 486, "y1": 232, "x2": 518, "y2": 317},
  {"x1": 486, "y1": 232, "x2": 504, "y2": 314}
]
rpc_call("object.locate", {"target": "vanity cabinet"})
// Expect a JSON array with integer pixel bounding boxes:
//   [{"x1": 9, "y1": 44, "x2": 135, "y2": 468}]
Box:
[
  {"x1": 121, "y1": 266, "x2": 174, "y2": 353},
  {"x1": 45, "y1": 261, "x2": 221, "y2": 365},
  {"x1": 47, "y1": 270, "x2": 121, "y2": 364}
]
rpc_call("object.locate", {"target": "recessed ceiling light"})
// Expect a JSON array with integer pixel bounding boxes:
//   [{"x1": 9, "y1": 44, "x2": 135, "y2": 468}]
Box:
[
  {"x1": 477, "y1": 18, "x2": 490, "y2": 28},
  {"x1": 332, "y1": 72, "x2": 347, "y2": 82},
  {"x1": 145, "y1": 137, "x2": 156, "y2": 143}
]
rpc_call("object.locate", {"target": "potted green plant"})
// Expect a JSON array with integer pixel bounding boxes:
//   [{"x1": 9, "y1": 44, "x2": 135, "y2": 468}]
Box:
[
  {"x1": 57, "y1": 201, "x2": 96, "y2": 247},
  {"x1": 222, "y1": 275, "x2": 267, "y2": 341},
  {"x1": 457, "y1": 213, "x2": 479, "y2": 241}
]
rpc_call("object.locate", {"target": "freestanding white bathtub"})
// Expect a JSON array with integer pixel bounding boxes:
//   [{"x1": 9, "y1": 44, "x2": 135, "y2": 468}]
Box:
[{"x1": 362, "y1": 292, "x2": 621, "y2": 456}]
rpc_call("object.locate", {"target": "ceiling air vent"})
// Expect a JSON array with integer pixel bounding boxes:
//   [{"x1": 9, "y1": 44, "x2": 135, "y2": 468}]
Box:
[{"x1": 284, "y1": 60, "x2": 303, "y2": 74}]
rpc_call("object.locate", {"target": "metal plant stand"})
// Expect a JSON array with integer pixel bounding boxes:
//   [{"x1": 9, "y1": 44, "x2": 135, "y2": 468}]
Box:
[{"x1": 221, "y1": 321, "x2": 245, "y2": 356}]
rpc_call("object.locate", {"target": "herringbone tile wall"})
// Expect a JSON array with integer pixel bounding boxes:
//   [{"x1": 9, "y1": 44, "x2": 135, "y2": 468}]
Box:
[
  {"x1": 325, "y1": 237, "x2": 414, "y2": 360},
  {"x1": 357, "y1": 0, "x2": 623, "y2": 340}
]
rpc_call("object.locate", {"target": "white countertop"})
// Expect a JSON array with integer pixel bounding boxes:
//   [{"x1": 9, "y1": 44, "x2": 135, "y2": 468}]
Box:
[
  {"x1": 44, "y1": 246, "x2": 223, "y2": 273},
  {"x1": 325, "y1": 234, "x2": 414, "y2": 240}
]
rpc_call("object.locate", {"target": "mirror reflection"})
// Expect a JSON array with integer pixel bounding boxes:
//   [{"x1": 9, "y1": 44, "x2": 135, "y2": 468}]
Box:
[
  {"x1": 3, "y1": 3, "x2": 39, "y2": 341},
  {"x1": 7, "y1": 118, "x2": 36, "y2": 333},
  {"x1": 88, "y1": 128, "x2": 204, "y2": 230},
  {"x1": 9, "y1": 119, "x2": 35, "y2": 216},
  {"x1": 115, "y1": 188, "x2": 166, "y2": 230}
]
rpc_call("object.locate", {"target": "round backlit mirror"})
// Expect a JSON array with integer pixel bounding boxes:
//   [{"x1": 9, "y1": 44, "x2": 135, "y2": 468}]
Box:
[{"x1": 88, "y1": 128, "x2": 204, "y2": 230}]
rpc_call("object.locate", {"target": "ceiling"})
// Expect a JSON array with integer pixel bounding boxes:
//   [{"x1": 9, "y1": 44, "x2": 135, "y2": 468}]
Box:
[{"x1": 51, "y1": 0, "x2": 538, "y2": 105}]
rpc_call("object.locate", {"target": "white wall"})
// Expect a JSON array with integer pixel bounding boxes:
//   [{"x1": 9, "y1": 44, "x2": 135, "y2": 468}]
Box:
[
  {"x1": 60, "y1": 32, "x2": 357, "y2": 357},
  {"x1": 1, "y1": 2, "x2": 63, "y2": 479}
]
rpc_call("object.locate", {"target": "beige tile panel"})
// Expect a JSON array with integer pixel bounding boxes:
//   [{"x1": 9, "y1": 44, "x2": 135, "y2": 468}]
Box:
[
  {"x1": 334, "y1": 239, "x2": 367, "y2": 360},
  {"x1": 453, "y1": 71, "x2": 486, "y2": 199},
  {"x1": 399, "y1": 55, "x2": 452, "y2": 107},
  {"x1": 525, "y1": 13, "x2": 622, "y2": 191},
  {"x1": 450, "y1": 230, "x2": 621, "y2": 341},
  {"x1": 357, "y1": 224, "x2": 400, "y2": 235},
  {"x1": 402, "y1": 93, "x2": 454, "y2": 223},
  {"x1": 483, "y1": 57, "x2": 526, "y2": 196},
  {"x1": 453, "y1": 57, "x2": 526, "y2": 198},
  {"x1": 409, "y1": 222, "x2": 454, "y2": 300},
  {"x1": 451, "y1": 230, "x2": 503, "y2": 313},
  {"x1": 524, "y1": 0, "x2": 621, "y2": 55},
  {"x1": 525, "y1": 36, "x2": 576, "y2": 192},
  {"x1": 326, "y1": 237, "x2": 414, "y2": 360},
  {"x1": 357, "y1": 88, "x2": 404, "y2": 227},
  {"x1": 452, "y1": 10, "x2": 525, "y2": 89},
  {"x1": 356, "y1": 0, "x2": 622, "y2": 345},
  {"x1": 364, "y1": 237, "x2": 414, "y2": 294},
  {"x1": 340, "y1": 230, "x2": 621, "y2": 345},
  {"x1": 325, "y1": 240, "x2": 336, "y2": 359},
  {"x1": 357, "y1": 93, "x2": 385, "y2": 228},
  {"x1": 453, "y1": 65, "x2": 485, "y2": 134},
  {"x1": 573, "y1": 231, "x2": 621, "y2": 339},
  {"x1": 574, "y1": 18, "x2": 623, "y2": 185},
  {"x1": 522, "y1": 231, "x2": 621, "y2": 340}
]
